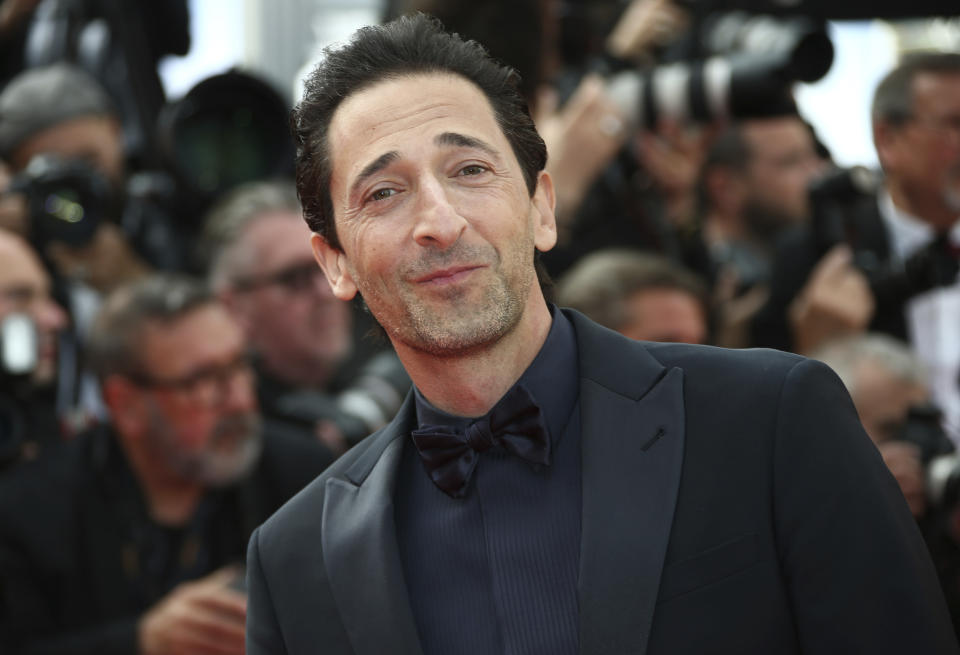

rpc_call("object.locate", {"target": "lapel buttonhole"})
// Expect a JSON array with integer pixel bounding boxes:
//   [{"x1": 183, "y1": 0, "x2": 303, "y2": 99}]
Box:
[{"x1": 641, "y1": 427, "x2": 666, "y2": 452}]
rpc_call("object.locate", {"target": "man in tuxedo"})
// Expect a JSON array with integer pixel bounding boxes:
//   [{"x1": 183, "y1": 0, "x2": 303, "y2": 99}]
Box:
[
  {"x1": 754, "y1": 53, "x2": 960, "y2": 438},
  {"x1": 245, "y1": 15, "x2": 957, "y2": 654}
]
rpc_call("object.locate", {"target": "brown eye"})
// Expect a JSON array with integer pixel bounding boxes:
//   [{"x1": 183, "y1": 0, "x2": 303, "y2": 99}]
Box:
[
  {"x1": 459, "y1": 165, "x2": 487, "y2": 176},
  {"x1": 369, "y1": 188, "x2": 397, "y2": 202}
]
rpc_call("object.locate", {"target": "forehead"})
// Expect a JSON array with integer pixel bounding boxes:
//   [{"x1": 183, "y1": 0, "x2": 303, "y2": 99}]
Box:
[
  {"x1": 911, "y1": 71, "x2": 960, "y2": 113},
  {"x1": 241, "y1": 211, "x2": 312, "y2": 268},
  {"x1": 629, "y1": 287, "x2": 703, "y2": 317},
  {"x1": 327, "y1": 72, "x2": 508, "y2": 182},
  {"x1": 742, "y1": 118, "x2": 811, "y2": 155},
  {"x1": 139, "y1": 304, "x2": 244, "y2": 375},
  {"x1": 12, "y1": 115, "x2": 119, "y2": 168}
]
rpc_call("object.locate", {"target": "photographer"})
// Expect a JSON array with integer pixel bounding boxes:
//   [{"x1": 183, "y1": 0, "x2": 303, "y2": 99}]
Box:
[
  {"x1": 813, "y1": 334, "x2": 951, "y2": 515},
  {"x1": 556, "y1": 248, "x2": 711, "y2": 344},
  {"x1": 204, "y1": 181, "x2": 409, "y2": 454},
  {"x1": 0, "y1": 63, "x2": 153, "y2": 308},
  {"x1": 754, "y1": 52, "x2": 960, "y2": 441},
  {"x1": 812, "y1": 333, "x2": 960, "y2": 635},
  {"x1": 0, "y1": 230, "x2": 68, "y2": 470},
  {"x1": 0, "y1": 274, "x2": 333, "y2": 654}
]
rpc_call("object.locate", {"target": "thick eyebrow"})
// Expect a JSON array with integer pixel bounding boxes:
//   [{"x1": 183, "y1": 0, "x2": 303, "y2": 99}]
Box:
[
  {"x1": 434, "y1": 132, "x2": 498, "y2": 157},
  {"x1": 349, "y1": 150, "x2": 400, "y2": 199},
  {"x1": 347, "y1": 133, "x2": 498, "y2": 201}
]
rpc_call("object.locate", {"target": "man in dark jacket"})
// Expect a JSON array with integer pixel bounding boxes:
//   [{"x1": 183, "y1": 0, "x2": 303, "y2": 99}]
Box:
[
  {"x1": 754, "y1": 52, "x2": 960, "y2": 439},
  {"x1": 245, "y1": 15, "x2": 957, "y2": 655},
  {"x1": 0, "y1": 273, "x2": 333, "y2": 654}
]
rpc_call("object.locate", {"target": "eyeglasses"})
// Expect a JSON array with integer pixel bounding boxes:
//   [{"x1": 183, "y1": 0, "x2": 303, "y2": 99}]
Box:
[
  {"x1": 128, "y1": 352, "x2": 254, "y2": 407},
  {"x1": 232, "y1": 262, "x2": 325, "y2": 294}
]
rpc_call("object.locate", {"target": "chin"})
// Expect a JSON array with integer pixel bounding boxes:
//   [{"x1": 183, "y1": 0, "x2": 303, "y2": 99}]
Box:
[{"x1": 200, "y1": 435, "x2": 263, "y2": 487}]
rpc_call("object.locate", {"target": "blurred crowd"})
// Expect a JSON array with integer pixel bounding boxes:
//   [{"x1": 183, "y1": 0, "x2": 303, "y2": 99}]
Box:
[{"x1": 0, "y1": 0, "x2": 958, "y2": 652}]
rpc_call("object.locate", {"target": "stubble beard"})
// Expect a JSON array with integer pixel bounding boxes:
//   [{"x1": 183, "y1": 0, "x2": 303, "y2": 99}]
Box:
[{"x1": 360, "y1": 239, "x2": 534, "y2": 358}]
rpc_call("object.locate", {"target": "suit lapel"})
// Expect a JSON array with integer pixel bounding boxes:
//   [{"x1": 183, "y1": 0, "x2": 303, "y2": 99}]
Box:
[
  {"x1": 567, "y1": 311, "x2": 685, "y2": 655},
  {"x1": 321, "y1": 398, "x2": 424, "y2": 655},
  {"x1": 320, "y1": 312, "x2": 685, "y2": 655}
]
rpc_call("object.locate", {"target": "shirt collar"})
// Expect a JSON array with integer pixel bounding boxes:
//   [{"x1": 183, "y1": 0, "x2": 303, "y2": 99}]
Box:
[
  {"x1": 414, "y1": 305, "x2": 579, "y2": 446},
  {"x1": 879, "y1": 189, "x2": 960, "y2": 261}
]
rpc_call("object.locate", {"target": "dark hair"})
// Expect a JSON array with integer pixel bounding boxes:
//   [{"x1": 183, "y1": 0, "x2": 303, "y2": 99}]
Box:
[
  {"x1": 86, "y1": 274, "x2": 215, "y2": 381},
  {"x1": 292, "y1": 13, "x2": 547, "y2": 249},
  {"x1": 695, "y1": 124, "x2": 749, "y2": 214},
  {"x1": 557, "y1": 249, "x2": 709, "y2": 332},
  {"x1": 383, "y1": 0, "x2": 548, "y2": 107},
  {"x1": 872, "y1": 51, "x2": 960, "y2": 127}
]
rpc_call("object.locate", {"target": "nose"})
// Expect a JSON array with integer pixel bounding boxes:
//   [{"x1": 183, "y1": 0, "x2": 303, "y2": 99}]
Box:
[
  {"x1": 412, "y1": 176, "x2": 467, "y2": 249},
  {"x1": 222, "y1": 364, "x2": 257, "y2": 414}
]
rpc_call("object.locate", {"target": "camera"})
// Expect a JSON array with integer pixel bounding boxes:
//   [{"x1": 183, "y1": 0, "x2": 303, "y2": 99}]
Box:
[
  {"x1": 4, "y1": 154, "x2": 189, "y2": 271},
  {"x1": 600, "y1": 10, "x2": 833, "y2": 128},
  {"x1": 809, "y1": 166, "x2": 960, "y2": 308},
  {"x1": 7, "y1": 154, "x2": 112, "y2": 252},
  {"x1": 156, "y1": 70, "x2": 295, "y2": 213},
  {"x1": 269, "y1": 352, "x2": 410, "y2": 447}
]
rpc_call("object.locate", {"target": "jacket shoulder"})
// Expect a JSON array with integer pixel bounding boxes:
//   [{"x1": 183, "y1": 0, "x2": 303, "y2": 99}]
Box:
[{"x1": 644, "y1": 342, "x2": 806, "y2": 378}]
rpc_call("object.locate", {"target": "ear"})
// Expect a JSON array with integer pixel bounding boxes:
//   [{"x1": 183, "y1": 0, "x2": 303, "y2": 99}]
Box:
[
  {"x1": 310, "y1": 233, "x2": 358, "y2": 301},
  {"x1": 531, "y1": 171, "x2": 558, "y2": 253},
  {"x1": 872, "y1": 120, "x2": 900, "y2": 171},
  {"x1": 101, "y1": 375, "x2": 147, "y2": 438}
]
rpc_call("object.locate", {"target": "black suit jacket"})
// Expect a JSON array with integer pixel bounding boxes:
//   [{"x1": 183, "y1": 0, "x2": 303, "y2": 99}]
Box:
[
  {"x1": 0, "y1": 425, "x2": 333, "y2": 655},
  {"x1": 247, "y1": 310, "x2": 956, "y2": 654}
]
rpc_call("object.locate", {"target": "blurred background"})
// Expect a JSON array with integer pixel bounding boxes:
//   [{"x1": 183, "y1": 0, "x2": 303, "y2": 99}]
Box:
[
  {"x1": 3, "y1": 0, "x2": 960, "y2": 650},
  {"x1": 160, "y1": 1, "x2": 960, "y2": 168}
]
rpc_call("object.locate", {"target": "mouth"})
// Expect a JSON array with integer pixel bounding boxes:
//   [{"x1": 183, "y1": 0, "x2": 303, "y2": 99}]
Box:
[{"x1": 414, "y1": 265, "x2": 484, "y2": 285}]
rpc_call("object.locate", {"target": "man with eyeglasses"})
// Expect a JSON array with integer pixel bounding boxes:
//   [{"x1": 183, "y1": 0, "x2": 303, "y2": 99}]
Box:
[
  {"x1": 0, "y1": 273, "x2": 333, "y2": 654},
  {"x1": 205, "y1": 181, "x2": 409, "y2": 454},
  {"x1": 756, "y1": 52, "x2": 960, "y2": 440}
]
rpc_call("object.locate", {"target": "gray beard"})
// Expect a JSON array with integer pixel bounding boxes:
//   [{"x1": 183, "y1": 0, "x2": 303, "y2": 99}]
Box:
[{"x1": 147, "y1": 409, "x2": 264, "y2": 487}]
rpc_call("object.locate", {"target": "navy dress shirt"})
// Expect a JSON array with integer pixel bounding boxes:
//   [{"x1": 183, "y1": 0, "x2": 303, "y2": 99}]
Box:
[{"x1": 395, "y1": 307, "x2": 582, "y2": 655}]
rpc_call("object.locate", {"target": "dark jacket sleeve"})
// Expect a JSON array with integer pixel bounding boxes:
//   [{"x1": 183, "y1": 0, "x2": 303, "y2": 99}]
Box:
[
  {"x1": 751, "y1": 227, "x2": 820, "y2": 352},
  {"x1": 772, "y1": 358, "x2": 957, "y2": 652}
]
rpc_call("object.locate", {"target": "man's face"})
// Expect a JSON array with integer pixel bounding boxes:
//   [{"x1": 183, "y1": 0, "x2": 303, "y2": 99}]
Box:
[
  {"x1": 229, "y1": 212, "x2": 352, "y2": 387},
  {"x1": 0, "y1": 233, "x2": 68, "y2": 385},
  {"x1": 9, "y1": 115, "x2": 125, "y2": 189},
  {"x1": 313, "y1": 73, "x2": 556, "y2": 357},
  {"x1": 741, "y1": 117, "x2": 823, "y2": 235},
  {"x1": 618, "y1": 287, "x2": 707, "y2": 345},
  {"x1": 132, "y1": 304, "x2": 261, "y2": 487},
  {"x1": 877, "y1": 72, "x2": 960, "y2": 226}
]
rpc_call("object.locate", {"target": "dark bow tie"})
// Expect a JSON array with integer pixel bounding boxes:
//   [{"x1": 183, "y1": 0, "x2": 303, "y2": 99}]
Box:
[{"x1": 410, "y1": 384, "x2": 551, "y2": 498}]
